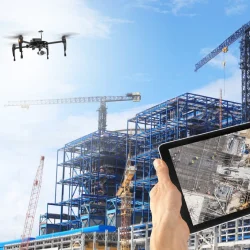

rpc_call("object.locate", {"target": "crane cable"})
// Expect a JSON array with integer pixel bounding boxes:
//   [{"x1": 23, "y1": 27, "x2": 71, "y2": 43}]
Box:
[{"x1": 222, "y1": 47, "x2": 228, "y2": 96}]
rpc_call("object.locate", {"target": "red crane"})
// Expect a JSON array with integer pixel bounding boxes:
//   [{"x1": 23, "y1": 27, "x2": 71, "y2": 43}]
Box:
[{"x1": 20, "y1": 156, "x2": 45, "y2": 250}]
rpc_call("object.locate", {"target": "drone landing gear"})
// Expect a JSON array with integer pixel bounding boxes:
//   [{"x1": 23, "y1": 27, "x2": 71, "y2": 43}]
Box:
[
  {"x1": 46, "y1": 45, "x2": 49, "y2": 59},
  {"x1": 63, "y1": 38, "x2": 67, "y2": 57},
  {"x1": 12, "y1": 44, "x2": 16, "y2": 61},
  {"x1": 19, "y1": 39, "x2": 23, "y2": 59}
]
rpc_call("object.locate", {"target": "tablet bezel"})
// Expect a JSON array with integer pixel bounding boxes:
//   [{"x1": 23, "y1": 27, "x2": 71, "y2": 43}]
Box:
[{"x1": 158, "y1": 121, "x2": 250, "y2": 233}]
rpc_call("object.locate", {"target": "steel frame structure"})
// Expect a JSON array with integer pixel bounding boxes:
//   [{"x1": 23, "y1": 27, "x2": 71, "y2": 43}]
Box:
[
  {"x1": 241, "y1": 28, "x2": 250, "y2": 122},
  {"x1": 123, "y1": 92, "x2": 242, "y2": 225},
  {"x1": 39, "y1": 93, "x2": 243, "y2": 248},
  {"x1": 39, "y1": 131, "x2": 128, "y2": 234}
]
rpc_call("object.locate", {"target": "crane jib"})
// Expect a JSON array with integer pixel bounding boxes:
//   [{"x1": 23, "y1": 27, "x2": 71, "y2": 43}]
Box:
[{"x1": 195, "y1": 21, "x2": 250, "y2": 71}]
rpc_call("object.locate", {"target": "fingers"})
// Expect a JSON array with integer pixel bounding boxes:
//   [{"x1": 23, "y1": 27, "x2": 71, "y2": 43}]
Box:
[{"x1": 153, "y1": 159, "x2": 171, "y2": 184}]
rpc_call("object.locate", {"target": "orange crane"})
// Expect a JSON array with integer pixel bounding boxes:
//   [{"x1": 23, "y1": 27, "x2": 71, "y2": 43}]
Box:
[
  {"x1": 20, "y1": 156, "x2": 45, "y2": 250},
  {"x1": 116, "y1": 138, "x2": 136, "y2": 250}
]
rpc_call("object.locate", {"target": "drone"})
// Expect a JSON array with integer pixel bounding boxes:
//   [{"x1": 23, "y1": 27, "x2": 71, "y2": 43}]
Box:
[{"x1": 6, "y1": 30, "x2": 76, "y2": 61}]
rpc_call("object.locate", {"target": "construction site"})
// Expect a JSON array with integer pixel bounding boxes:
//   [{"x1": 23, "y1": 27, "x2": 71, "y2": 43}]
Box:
[
  {"x1": 1, "y1": 20, "x2": 250, "y2": 250},
  {"x1": 170, "y1": 129, "x2": 250, "y2": 226}
]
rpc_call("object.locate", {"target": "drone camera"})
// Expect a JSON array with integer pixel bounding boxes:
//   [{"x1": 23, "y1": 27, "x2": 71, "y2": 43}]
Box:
[{"x1": 37, "y1": 50, "x2": 46, "y2": 56}]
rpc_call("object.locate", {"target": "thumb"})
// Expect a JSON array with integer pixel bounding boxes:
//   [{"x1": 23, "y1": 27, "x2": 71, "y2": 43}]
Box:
[{"x1": 154, "y1": 159, "x2": 171, "y2": 184}]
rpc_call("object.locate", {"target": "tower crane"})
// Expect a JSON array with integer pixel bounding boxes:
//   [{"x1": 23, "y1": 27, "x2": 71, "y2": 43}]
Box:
[
  {"x1": 4, "y1": 93, "x2": 141, "y2": 133},
  {"x1": 20, "y1": 156, "x2": 45, "y2": 250},
  {"x1": 195, "y1": 20, "x2": 250, "y2": 122}
]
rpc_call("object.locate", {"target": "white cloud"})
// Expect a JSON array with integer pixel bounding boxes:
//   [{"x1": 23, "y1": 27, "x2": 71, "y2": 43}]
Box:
[
  {"x1": 192, "y1": 69, "x2": 241, "y2": 102},
  {"x1": 0, "y1": 0, "x2": 131, "y2": 39},
  {"x1": 200, "y1": 47, "x2": 239, "y2": 74},
  {"x1": 225, "y1": 0, "x2": 248, "y2": 16},
  {"x1": 0, "y1": 0, "x2": 133, "y2": 41},
  {"x1": 129, "y1": 0, "x2": 206, "y2": 16},
  {"x1": 0, "y1": 0, "x2": 134, "y2": 241},
  {"x1": 170, "y1": 0, "x2": 206, "y2": 15},
  {"x1": 193, "y1": 48, "x2": 241, "y2": 102}
]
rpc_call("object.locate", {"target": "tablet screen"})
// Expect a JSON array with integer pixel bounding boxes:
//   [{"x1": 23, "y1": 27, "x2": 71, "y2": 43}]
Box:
[{"x1": 169, "y1": 129, "x2": 250, "y2": 226}]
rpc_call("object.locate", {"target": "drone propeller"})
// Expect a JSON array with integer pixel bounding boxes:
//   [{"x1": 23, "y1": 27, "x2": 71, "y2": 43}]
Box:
[
  {"x1": 4, "y1": 32, "x2": 31, "y2": 39},
  {"x1": 60, "y1": 32, "x2": 79, "y2": 39}
]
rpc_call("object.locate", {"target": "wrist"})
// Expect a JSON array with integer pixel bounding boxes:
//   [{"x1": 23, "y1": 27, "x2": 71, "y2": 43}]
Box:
[{"x1": 150, "y1": 225, "x2": 188, "y2": 250}]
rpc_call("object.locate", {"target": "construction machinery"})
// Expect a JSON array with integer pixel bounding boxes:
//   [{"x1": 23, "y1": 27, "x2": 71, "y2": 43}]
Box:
[
  {"x1": 4, "y1": 93, "x2": 141, "y2": 133},
  {"x1": 116, "y1": 136, "x2": 137, "y2": 250},
  {"x1": 237, "y1": 201, "x2": 250, "y2": 211},
  {"x1": 195, "y1": 20, "x2": 250, "y2": 122},
  {"x1": 20, "y1": 156, "x2": 45, "y2": 250}
]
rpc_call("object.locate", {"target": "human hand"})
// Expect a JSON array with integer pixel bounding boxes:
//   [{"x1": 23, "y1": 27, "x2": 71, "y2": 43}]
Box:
[{"x1": 150, "y1": 159, "x2": 190, "y2": 250}]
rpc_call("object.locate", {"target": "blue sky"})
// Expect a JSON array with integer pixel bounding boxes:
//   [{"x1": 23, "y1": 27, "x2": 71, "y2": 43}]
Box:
[
  {"x1": 0, "y1": 0, "x2": 249, "y2": 241},
  {"x1": 52, "y1": 0, "x2": 249, "y2": 117}
]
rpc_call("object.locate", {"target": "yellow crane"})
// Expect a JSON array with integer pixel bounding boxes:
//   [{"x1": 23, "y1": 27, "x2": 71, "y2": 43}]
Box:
[{"x1": 116, "y1": 135, "x2": 136, "y2": 250}]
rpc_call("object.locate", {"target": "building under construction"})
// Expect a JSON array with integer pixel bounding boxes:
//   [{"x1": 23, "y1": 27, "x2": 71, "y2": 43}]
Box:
[
  {"x1": 2, "y1": 92, "x2": 248, "y2": 250},
  {"x1": 2, "y1": 19, "x2": 250, "y2": 249}
]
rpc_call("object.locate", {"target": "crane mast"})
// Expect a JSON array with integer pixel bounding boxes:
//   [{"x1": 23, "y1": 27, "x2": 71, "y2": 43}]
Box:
[
  {"x1": 4, "y1": 93, "x2": 141, "y2": 133},
  {"x1": 116, "y1": 134, "x2": 136, "y2": 250},
  {"x1": 195, "y1": 21, "x2": 250, "y2": 122},
  {"x1": 20, "y1": 156, "x2": 45, "y2": 250}
]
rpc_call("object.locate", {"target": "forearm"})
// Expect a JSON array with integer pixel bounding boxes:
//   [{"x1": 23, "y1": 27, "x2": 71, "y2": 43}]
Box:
[{"x1": 150, "y1": 226, "x2": 188, "y2": 250}]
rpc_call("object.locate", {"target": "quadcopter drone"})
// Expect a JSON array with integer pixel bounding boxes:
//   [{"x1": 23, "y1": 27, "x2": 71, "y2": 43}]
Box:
[{"x1": 6, "y1": 30, "x2": 76, "y2": 61}]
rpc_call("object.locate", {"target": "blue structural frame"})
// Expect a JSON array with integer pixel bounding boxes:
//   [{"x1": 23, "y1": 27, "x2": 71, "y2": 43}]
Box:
[
  {"x1": 240, "y1": 27, "x2": 250, "y2": 122},
  {"x1": 40, "y1": 131, "x2": 128, "y2": 234},
  {"x1": 122, "y1": 92, "x2": 242, "y2": 225},
  {"x1": 40, "y1": 92, "x2": 242, "y2": 234}
]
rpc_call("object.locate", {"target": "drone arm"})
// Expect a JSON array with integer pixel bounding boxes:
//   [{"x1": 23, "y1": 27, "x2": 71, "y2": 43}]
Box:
[
  {"x1": 47, "y1": 41, "x2": 62, "y2": 45},
  {"x1": 22, "y1": 41, "x2": 30, "y2": 44},
  {"x1": 15, "y1": 45, "x2": 29, "y2": 49}
]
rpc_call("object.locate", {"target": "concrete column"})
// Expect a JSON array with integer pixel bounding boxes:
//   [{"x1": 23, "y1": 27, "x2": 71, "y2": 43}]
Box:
[
  {"x1": 81, "y1": 233, "x2": 85, "y2": 250},
  {"x1": 105, "y1": 229, "x2": 108, "y2": 250},
  {"x1": 145, "y1": 224, "x2": 149, "y2": 250},
  {"x1": 218, "y1": 224, "x2": 222, "y2": 243},
  {"x1": 131, "y1": 225, "x2": 134, "y2": 250},
  {"x1": 194, "y1": 233, "x2": 199, "y2": 250},
  {"x1": 93, "y1": 232, "x2": 96, "y2": 250},
  {"x1": 117, "y1": 227, "x2": 120, "y2": 250},
  {"x1": 236, "y1": 219, "x2": 239, "y2": 242},
  {"x1": 70, "y1": 235, "x2": 73, "y2": 250},
  {"x1": 213, "y1": 227, "x2": 218, "y2": 250}
]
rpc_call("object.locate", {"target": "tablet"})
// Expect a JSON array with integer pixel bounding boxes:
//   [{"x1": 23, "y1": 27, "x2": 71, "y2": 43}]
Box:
[{"x1": 159, "y1": 122, "x2": 250, "y2": 233}]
